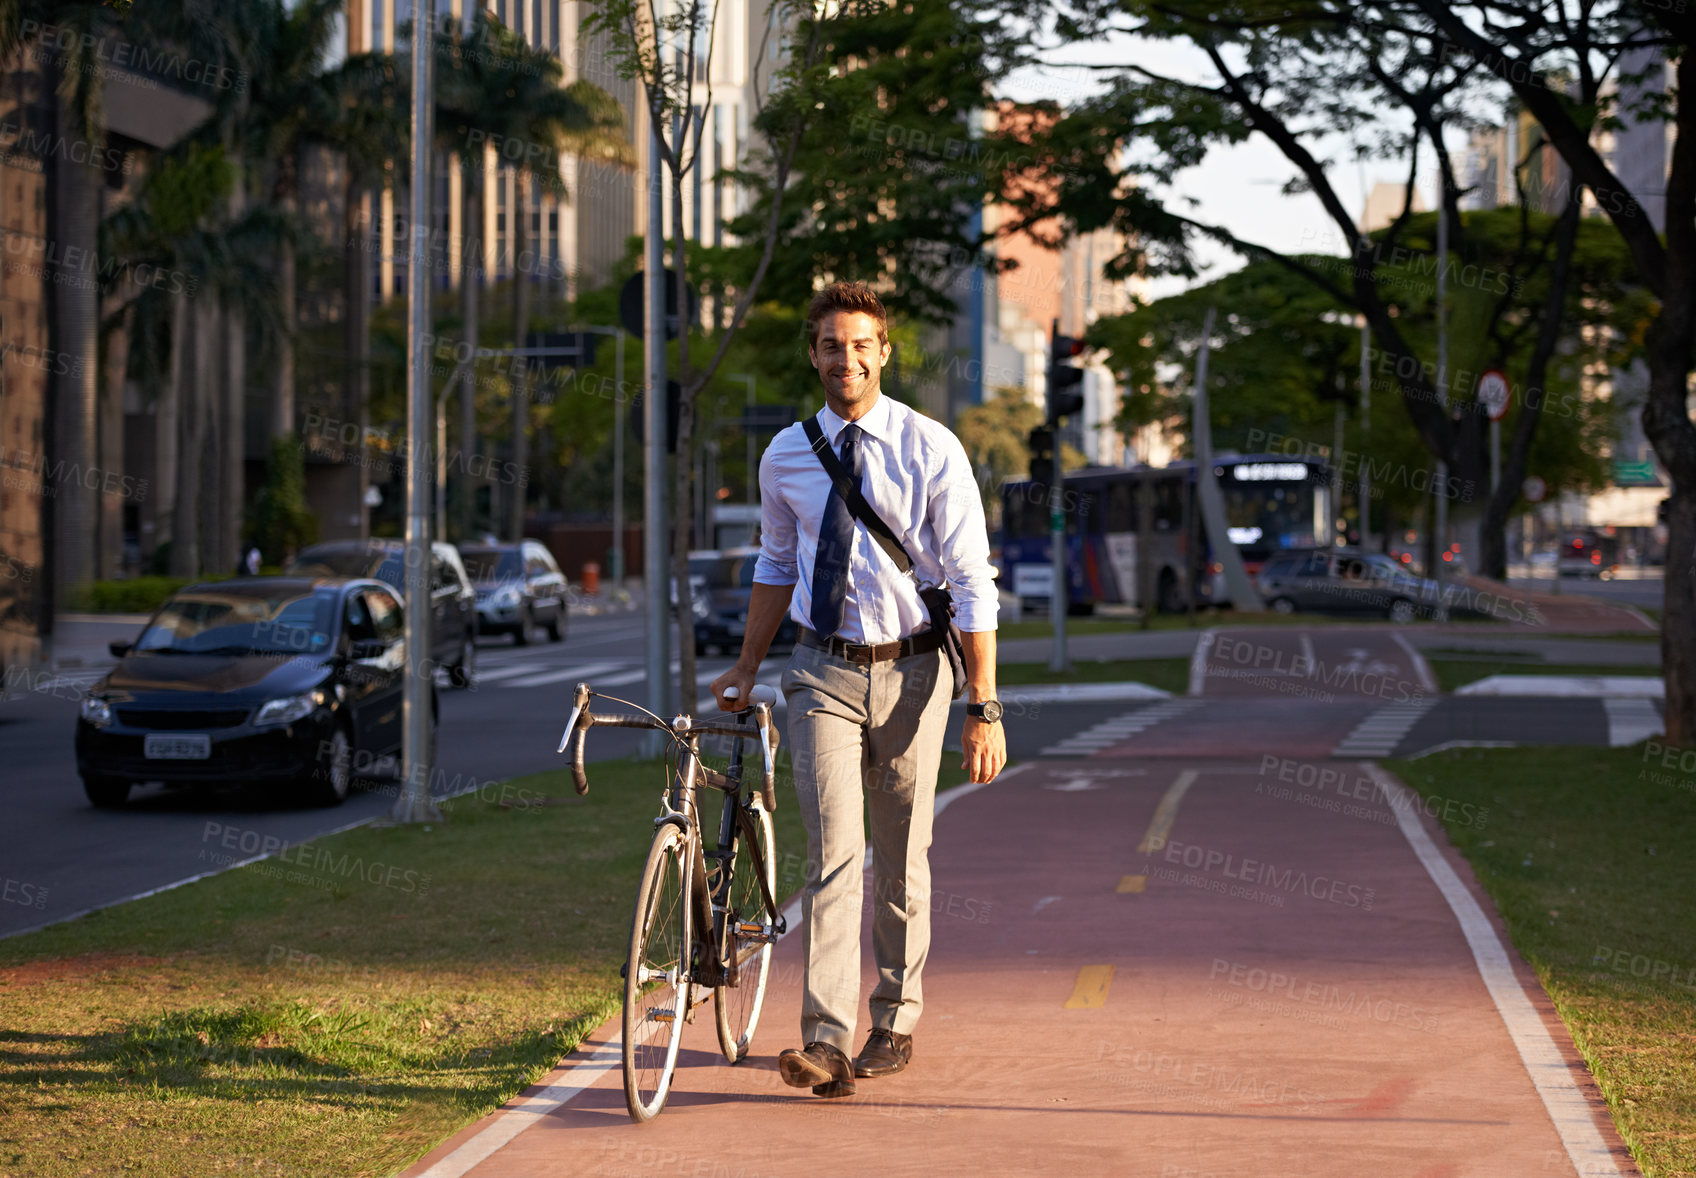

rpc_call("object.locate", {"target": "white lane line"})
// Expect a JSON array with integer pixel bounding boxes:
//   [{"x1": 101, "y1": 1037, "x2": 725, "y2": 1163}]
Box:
[
  {"x1": 1331, "y1": 699, "x2": 1437, "y2": 758},
  {"x1": 1366, "y1": 765, "x2": 1623, "y2": 1177},
  {"x1": 589, "y1": 667, "x2": 648, "y2": 688},
  {"x1": 469, "y1": 662, "x2": 552, "y2": 683},
  {"x1": 1040, "y1": 699, "x2": 1200, "y2": 756},
  {"x1": 413, "y1": 1043, "x2": 624, "y2": 1178},
  {"x1": 501, "y1": 662, "x2": 626, "y2": 689},
  {"x1": 1299, "y1": 633, "x2": 1316, "y2": 679},
  {"x1": 1188, "y1": 629, "x2": 1216, "y2": 697},
  {"x1": 1604, "y1": 698, "x2": 1662, "y2": 746},
  {"x1": 1391, "y1": 632, "x2": 1439, "y2": 694}
]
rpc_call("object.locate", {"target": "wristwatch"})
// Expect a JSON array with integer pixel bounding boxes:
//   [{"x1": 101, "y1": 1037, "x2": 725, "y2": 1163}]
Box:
[{"x1": 965, "y1": 700, "x2": 1003, "y2": 723}]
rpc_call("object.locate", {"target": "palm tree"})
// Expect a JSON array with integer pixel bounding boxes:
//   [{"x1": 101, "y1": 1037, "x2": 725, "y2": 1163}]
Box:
[
  {"x1": 217, "y1": 0, "x2": 393, "y2": 443},
  {"x1": 434, "y1": 10, "x2": 628, "y2": 540},
  {"x1": 0, "y1": 0, "x2": 236, "y2": 594},
  {"x1": 101, "y1": 141, "x2": 286, "y2": 575}
]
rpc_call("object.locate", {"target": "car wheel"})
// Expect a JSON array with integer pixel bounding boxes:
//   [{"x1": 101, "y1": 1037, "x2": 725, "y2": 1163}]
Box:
[
  {"x1": 1387, "y1": 598, "x2": 1417, "y2": 624},
  {"x1": 545, "y1": 607, "x2": 563, "y2": 643},
  {"x1": 514, "y1": 606, "x2": 533, "y2": 646},
  {"x1": 448, "y1": 632, "x2": 476, "y2": 688},
  {"x1": 1269, "y1": 596, "x2": 1298, "y2": 615},
  {"x1": 82, "y1": 775, "x2": 130, "y2": 809},
  {"x1": 301, "y1": 723, "x2": 354, "y2": 806}
]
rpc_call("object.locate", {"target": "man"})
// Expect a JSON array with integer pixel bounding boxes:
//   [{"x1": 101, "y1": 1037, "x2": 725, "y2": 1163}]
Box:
[{"x1": 710, "y1": 281, "x2": 1005, "y2": 1099}]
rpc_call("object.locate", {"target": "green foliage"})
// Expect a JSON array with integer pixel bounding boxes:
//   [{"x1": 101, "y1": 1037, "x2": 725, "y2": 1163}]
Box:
[
  {"x1": 1089, "y1": 206, "x2": 1644, "y2": 524},
  {"x1": 718, "y1": 0, "x2": 1021, "y2": 326},
  {"x1": 69, "y1": 575, "x2": 230, "y2": 614},
  {"x1": 247, "y1": 438, "x2": 320, "y2": 565},
  {"x1": 955, "y1": 387, "x2": 1044, "y2": 514}
]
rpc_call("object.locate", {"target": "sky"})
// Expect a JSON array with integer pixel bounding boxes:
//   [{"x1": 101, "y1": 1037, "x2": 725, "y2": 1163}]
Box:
[{"x1": 997, "y1": 30, "x2": 1463, "y2": 300}]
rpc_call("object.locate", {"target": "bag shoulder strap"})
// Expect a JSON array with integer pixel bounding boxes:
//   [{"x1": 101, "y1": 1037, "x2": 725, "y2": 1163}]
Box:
[{"x1": 803, "y1": 416, "x2": 915, "y2": 576}]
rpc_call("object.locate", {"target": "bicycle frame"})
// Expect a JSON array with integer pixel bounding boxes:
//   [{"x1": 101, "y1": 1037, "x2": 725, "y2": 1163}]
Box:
[{"x1": 561, "y1": 684, "x2": 786, "y2": 999}]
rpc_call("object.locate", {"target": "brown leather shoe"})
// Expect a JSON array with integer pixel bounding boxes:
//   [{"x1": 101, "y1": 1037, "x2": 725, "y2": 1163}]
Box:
[
  {"x1": 777, "y1": 1041, "x2": 856, "y2": 1097},
  {"x1": 852, "y1": 1028, "x2": 912, "y2": 1078}
]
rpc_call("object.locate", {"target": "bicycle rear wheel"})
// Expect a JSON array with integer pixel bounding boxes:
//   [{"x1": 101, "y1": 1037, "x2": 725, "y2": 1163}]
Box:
[
  {"x1": 623, "y1": 822, "x2": 691, "y2": 1122},
  {"x1": 715, "y1": 800, "x2": 776, "y2": 1063}
]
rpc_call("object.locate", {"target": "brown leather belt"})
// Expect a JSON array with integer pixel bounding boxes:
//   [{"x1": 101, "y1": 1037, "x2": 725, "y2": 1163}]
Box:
[{"x1": 798, "y1": 625, "x2": 943, "y2": 665}]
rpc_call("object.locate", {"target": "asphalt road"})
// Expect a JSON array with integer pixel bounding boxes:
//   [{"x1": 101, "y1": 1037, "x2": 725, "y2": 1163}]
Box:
[{"x1": 0, "y1": 609, "x2": 1660, "y2": 939}]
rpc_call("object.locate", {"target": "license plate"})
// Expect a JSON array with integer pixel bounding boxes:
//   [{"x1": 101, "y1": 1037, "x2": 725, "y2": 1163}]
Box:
[{"x1": 144, "y1": 734, "x2": 212, "y2": 760}]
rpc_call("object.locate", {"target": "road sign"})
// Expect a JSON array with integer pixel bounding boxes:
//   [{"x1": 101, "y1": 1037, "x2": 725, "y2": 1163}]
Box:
[
  {"x1": 1523, "y1": 475, "x2": 1547, "y2": 502},
  {"x1": 1613, "y1": 459, "x2": 1660, "y2": 486},
  {"x1": 1477, "y1": 369, "x2": 1510, "y2": 422},
  {"x1": 619, "y1": 270, "x2": 700, "y2": 340}
]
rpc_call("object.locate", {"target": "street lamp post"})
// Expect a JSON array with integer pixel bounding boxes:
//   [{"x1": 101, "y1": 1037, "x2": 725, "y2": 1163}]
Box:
[{"x1": 394, "y1": 3, "x2": 440, "y2": 824}]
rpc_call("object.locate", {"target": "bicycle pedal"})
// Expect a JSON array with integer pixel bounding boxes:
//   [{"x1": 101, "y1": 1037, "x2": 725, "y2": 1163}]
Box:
[
  {"x1": 647, "y1": 1008, "x2": 675, "y2": 1024},
  {"x1": 736, "y1": 922, "x2": 776, "y2": 944}
]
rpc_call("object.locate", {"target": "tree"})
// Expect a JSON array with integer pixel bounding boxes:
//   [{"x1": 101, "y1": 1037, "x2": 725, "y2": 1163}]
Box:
[
  {"x1": 101, "y1": 141, "x2": 287, "y2": 576},
  {"x1": 430, "y1": 8, "x2": 628, "y2": 542},
  {"x1": 955, "y1": 388, "x2": 1046, "y2": 516},
  {"x1": 1089, "y1": 207, "x2": 1643, "y2": 552},
  {"x1": 1399, "y1": 2, "x2": 1696, "y2": 740},
  {"x1": 0, "y1": 0, "x2": 236, "y2": 599},
  {"x1": 248, "y1": 437, "x2": 320, "y2": 564}
]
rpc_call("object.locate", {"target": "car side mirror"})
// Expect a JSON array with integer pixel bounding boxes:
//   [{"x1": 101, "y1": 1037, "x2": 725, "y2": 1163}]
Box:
[{"x1": 108, "y1": 640, "x2": 132, "y2": 657}]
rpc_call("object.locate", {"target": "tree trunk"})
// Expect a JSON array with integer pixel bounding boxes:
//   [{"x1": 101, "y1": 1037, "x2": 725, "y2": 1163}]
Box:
[
  {"x1": 1479, "y1": 196, "x2": 1582, "y2": 580},
  {"x1": 508, "y1": 167, "x2": 529, "y2": 542},
  {"x1": 224, "y1": 296, "x2": 246, "y2": 572},
  {"x1": 273, "y1": 149, "x2": 299, "y2": 439},
  {"x1": 344, "y1": 177, "x2": 370, "y2": 539},
  {"x1": 459, "y1": 164, "x2": 481, "y2": 540},
  {"x1": 49, "y1": 76, "x2": 100, "y2": 606},
  {"x1": 170, "y1": 295, "x2": 205, "y2": 577},
  {"x1": 669, "y1": 166, "x2": 699, "y2": 706},
  {"x1": 157, "y1": 290, "x2": 186, "y2": 567}
]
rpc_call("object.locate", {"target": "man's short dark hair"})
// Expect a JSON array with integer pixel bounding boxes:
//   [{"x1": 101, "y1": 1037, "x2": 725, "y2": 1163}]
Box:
[{"x1": 806, "y1": 281, "x2": 888, "y2": 349}]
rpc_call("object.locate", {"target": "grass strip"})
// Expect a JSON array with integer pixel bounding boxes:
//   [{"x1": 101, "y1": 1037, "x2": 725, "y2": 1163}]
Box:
[
  {"x1": 1428, "y1": 660, "x2": 1662, "y2": 693},
  {"x1": 1385, "y1": 744, "x2": 1696, "y2": 1178},
  {"x1": 998, "y1": 657, "x2": 1192, "y2": 696},
  {"x1": 0, "y1": 756, "x2": 966, "y2": 1177}
]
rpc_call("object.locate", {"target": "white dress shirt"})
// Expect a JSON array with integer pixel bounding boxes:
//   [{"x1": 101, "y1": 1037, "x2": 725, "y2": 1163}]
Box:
[{"x1": 752, "y1": 394, "x2": 998, "y2": 643}]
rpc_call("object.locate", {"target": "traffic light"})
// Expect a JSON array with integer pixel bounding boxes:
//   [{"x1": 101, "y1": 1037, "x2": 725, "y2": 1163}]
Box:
[
  {"x1": 1028, "y1": 426, "x2": 1055, "y2": 488},
  {"x1": 1047, "y1": 324, "x2": 1086, "y2": 423}
]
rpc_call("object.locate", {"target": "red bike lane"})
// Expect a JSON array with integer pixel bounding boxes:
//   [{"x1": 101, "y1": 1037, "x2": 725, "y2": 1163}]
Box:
[{"x1": 401, "y1": 748, "x2": 1637, "y2": 1178}]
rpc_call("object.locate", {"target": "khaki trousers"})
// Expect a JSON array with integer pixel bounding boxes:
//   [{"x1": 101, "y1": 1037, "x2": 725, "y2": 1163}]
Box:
[{"x1": 781, "y1": 641, "x2": 952, "y2": 1053}]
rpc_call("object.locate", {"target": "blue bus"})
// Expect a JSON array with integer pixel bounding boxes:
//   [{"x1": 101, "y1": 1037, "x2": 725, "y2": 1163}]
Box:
[{"x1": 1000, "y1": 455, "x2": 1332, "y2": 613}]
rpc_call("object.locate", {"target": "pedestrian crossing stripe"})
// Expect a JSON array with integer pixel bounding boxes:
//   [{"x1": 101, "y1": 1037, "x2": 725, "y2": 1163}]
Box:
[{"x1": 1040, "y1": 699, "x2": 1201, "y2": 757}]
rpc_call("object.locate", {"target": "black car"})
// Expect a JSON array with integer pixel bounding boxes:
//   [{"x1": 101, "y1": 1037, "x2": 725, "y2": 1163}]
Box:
[
  {"x1": 75, "y1": 577, "x2": 436, "y2": 809},
  {"x1": 690, "y1": 547, "x2": 798, "y2": 656},
  {"x1": 287, "y1": 539, "x2": 478, "y2": 687},
  {"x1": 459, "y1": 541, "x2": 567, "y2": 644}
]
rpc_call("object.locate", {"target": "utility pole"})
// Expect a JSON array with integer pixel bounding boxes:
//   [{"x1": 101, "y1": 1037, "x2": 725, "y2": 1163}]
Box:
[
  {"x1": 643, "y1": 119, "x2": 670, "y2": 736},
  {"x1": 394, "y1": 3, "x2": 439, "y2": 824}
]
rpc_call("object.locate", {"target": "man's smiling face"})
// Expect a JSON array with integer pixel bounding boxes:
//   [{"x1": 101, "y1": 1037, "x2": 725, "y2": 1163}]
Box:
[{"x1": 809, "y1": 310, "x2": 891, "y2": 413}]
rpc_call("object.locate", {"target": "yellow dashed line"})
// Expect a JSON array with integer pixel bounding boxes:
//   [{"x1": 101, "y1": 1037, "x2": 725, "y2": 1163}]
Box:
[
  {"x1": 1116, "y1": 874, "x2": 1147, "y2": 894},
  {"x1": 1064, "y1": 965, "x2": 1115, "y2": 1009},
  {"x1": 1135, "y1": 769, "x2": 1199, "y2": 854}
]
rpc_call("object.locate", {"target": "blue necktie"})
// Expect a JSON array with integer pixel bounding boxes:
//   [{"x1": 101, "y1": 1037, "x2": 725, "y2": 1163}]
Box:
[{"x1": 810, "y1": 423, "x2": 862, "y2": 638}]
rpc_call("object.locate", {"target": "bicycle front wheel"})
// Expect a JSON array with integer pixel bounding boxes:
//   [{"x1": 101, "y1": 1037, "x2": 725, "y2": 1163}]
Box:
[
  {"x1": 623, "y1": 822, "x2": 691, "y2": 1122},
  {"x1": 715, "y1": 800, "x2": 776, "y2": 1063}
]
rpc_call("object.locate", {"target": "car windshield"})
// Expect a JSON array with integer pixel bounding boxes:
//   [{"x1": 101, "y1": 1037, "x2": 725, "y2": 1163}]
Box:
[
  {"x1": 461, "y1": 549, "x2": 521, "y2": 583},
  {"x1": 133, "y1": 587, "x2": 338, "y2": 656},
  {"x1": 289, "y1": 547, "x2": 383, "y2": 579}
]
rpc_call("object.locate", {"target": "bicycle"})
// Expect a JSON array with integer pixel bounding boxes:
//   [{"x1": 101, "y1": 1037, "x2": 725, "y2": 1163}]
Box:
[{"x1": 558, "y1": 681, "x2": 787, "y2": 1123}]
